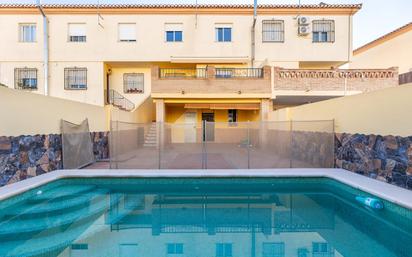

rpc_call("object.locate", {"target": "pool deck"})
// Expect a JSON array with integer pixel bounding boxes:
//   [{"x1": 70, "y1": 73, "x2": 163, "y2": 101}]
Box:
[{"x1": 1, "y1": 168, "x2": 412, "y2": 210}]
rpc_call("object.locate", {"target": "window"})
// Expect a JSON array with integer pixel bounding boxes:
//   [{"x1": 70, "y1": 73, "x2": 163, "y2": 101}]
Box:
[
  {"x1": 14, "y1": 68, "x2": 37, "y2": 90},
  {"x1": 123, "y1": 73, "x2": 144, "y2": 93},
  {"x1": 228, "y1": 109, "x2": 237, "y2": 123},
  {"x1": 312, "y1": 242, "x2": 334, "y2": 257},
  {"x1": 216, "y1": 243, "x2": 232, "y2": 257},
  {"x1": 215, "y1": 25, "x2": 232, "y2": 42},
  {"x1": 312, "y1": 20, "x2": 335, "y2": 43},
  {"x1": 118, "y1": 23, "x2": 136, "y2": 42},
  {"x1": 64, "y1": 68, "x2": 87, "y2": 90},
  {"x1": 262, "y1": 20, "x2": 284, "y2": 42},
  {"x1": 68, "y1": 23, "x2": 86, "y2": 42},
  {"x1": 19, "y1": 24, "x2": 36, "y2": 42},
  {"x1": 262, "y1": 243, "x2": 285, "y2": 257},
  {"x1": 167, "y1": 243, "x2": 183, "y2": 254},
  {"x1": 165, "y1": 23, "x2": 183, "y2": 42}
]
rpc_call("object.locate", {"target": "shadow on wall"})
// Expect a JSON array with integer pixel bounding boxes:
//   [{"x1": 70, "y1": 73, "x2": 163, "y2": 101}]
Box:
[{"x1": 335, "y1": 133, "x2": 412, "y2": 190}]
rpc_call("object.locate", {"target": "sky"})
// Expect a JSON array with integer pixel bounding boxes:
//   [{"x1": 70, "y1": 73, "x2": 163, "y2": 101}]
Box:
[{"x1": 1, "y1": 0, "x2": 411, "y2": 48}]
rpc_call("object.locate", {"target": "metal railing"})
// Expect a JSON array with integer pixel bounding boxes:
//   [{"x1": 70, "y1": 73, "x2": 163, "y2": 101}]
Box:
[
  {"x1": 215, "y1": 68, "x2": 263, "y2": 78},
  {"x1": 109, "y1": 89, "x2": 135, "y2": 111},
  {"x1": 109, "y1": 120, "x2": 335, "y2": 170},
  {"x1": 159, "y1": 68, "x2": 207, "y2": 79},
  {"x1": 399, "y1": 71, "x2": 412, "y2": 85}
]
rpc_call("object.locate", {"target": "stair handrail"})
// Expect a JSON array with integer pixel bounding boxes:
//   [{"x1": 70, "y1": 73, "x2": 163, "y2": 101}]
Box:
[{"x1": 108, "y1": 89, "x2": 135, "y2": 111}]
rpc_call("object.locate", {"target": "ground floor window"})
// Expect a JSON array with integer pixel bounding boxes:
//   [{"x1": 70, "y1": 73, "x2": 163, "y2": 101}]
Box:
[
  {"x1": 123, "y1": 73, "x2": 144, "y2": 93},
  {"x1": 228, "y1": 109, "x2": 237, "y2": 123},
  {"x1": 64, "y1": 67, "x2": 87, "y2": 90},
  {"x1": 14, "y1": 68, "x2": 37, "y2": 90}
]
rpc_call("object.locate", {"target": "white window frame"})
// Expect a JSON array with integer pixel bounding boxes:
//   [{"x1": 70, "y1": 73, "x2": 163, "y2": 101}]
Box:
[
  {"x1": 215, "y1": 24, "x2": 233, "y2": 42},
  {"x1": 19, "y1": 23, "x2": 36, "y2": 42},
  {"x1": 118, "y1": 23, "x2": 137, "y2": 42},
  {"x1": 164, "y1": 23, "x2": 184, "y2": 42},
  {"x1": 123, "y1": 73, "x2": 144, "y2": 94},
  {"x1": 68, "y1": 23, "x2": 87, "y2": 42}
]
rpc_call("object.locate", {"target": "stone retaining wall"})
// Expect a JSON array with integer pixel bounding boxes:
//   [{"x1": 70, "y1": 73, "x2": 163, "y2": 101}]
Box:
[
  {"x1": 0, "y1": 132, "x2": 108, "y2": 186},
  {"x1": 335, "y1": 133, "x2": 412, "y2": 189}
]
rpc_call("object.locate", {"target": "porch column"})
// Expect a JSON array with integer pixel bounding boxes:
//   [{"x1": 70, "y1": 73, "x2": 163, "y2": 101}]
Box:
[
  {"x1": 260, "y1": 99, "x2": 271, "y2": 148},
  {"x1": 155, "y1": 99, "x2": 165, "y2": 122},
  {"x1": 260, "y1": 99, "x2": 271, "y2": 122}
]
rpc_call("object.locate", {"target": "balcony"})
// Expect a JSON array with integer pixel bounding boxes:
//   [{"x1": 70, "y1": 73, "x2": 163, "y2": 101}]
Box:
[
  {"x1": 399, "y1": 71, "x2": 412, "y2": 85},
  {"x1": 152, "y1": 66, "x2": 271, "y2": 98}
]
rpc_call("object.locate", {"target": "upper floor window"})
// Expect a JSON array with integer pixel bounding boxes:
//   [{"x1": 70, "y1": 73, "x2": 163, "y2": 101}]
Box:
[
  {"x1": 312, "y1": 242, "x2": 334, "y2": 257},
  {"x1": 14, "y1": 68, "x2": 37, "y2": 90},
  {"x1": 123, "y1": 73, "x2": 144, "y2": 94},
  {"x1": 19, "y1": 24, "x2": 36, "y2": 42},
  {"x1": 312, "y1": 20, "x2": 335, "y2": 43},
  {"x1": 165, "y1": 23, "x2": 183, "y2": 42},
  {"x1": 215, "y1": 25, "x2": 232, "y2": 42},
  {"x1": 216, "y1": 243, "x2": 232, "y2": 257},
  {"x1": 68, "y1": 23, "x2": 86, "y2": 42},
  {"x1": 262, "y1": 20, "x2": 284, "y2": 42},
  {"x1": 118, "y1": 23, "x2": 136, "y2": 42},
  {"x1": 262, "y1": 242, "x2": 285, "y2": 257},
  {"x1": 166, "y1": 243, "x2": 183, "y2": 255},
  {"x1": 64, "y1": 67, "x2": 87, "y2": 90}
]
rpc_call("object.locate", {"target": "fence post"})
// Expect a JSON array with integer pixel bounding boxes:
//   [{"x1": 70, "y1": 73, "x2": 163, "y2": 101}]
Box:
[
  {"x1": 115, "y1": 120, "x2": 119, "y2": 169},
  {"x1": 158, "y1": 122, "x2": 161, "y2": 169},
  {"x1": 289, "y1": 120, "x2": 292, "y2": 168},
  {"x1": 247, "y1": 121, "x2": 251, "y2": 169},
  {"x1": 203, "y1": 120, "x2": 207, "y2": 169}
]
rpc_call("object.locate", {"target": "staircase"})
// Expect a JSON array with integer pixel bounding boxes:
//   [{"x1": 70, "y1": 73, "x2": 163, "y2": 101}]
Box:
[
  {"x1": 108, "y1": 89, "x2": 135, "y2": 111},
  {"x1": 143, "y1": 122, "x2": 158, "y2": 147}
]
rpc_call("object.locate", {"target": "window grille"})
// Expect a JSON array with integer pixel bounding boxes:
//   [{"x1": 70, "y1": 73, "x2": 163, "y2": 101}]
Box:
[
  {"x1": 262, "y1": 20, "x2": 284, "y2": 42},
  {"x1": 64, "y1": 67, "x2": 87, "y2": 90},
  {"x1": 312, "y1": 20, "x2": 335, "y2": 42},
  {"x1": 123, "y1": 73, "x2": 144, "y2": 93},
  {"x1": 14, "y1": 68, "x2": 37, "y2": 90}
]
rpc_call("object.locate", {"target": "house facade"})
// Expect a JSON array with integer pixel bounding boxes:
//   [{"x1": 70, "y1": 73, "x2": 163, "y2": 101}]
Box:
[{"x1": 0, "y1": 3, "x2": 398, "y2": 125}]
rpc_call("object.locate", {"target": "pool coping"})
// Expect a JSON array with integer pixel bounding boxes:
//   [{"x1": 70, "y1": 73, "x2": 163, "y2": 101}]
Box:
[{"x1": 1, "y1": 168, "x2": 412, "y2": 209}]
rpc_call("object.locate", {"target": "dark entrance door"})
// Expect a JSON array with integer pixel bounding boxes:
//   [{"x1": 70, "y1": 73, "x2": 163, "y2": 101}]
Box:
[{"x1": 202, "y1": 112, "x2": 215, "y2": 141}]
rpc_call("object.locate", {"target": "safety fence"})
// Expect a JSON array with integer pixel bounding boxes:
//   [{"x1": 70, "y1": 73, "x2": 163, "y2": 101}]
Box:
[{"x1": 109, "y1": 120, "x2": 334, "y2": 169}]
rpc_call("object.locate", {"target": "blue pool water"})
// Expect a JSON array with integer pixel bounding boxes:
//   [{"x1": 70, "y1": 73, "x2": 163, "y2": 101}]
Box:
[{"x1": 0, "y1": 177, "x2": 411, "y2": 257}]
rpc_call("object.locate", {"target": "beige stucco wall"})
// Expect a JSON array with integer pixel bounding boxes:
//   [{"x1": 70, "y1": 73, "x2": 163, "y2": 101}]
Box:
[
  {"x1": 0, "y1": 86, "x2": 151, "y2": 136},
  {"x1": 0, "y1": 11, "x2": 355, "y2": 108},
  {"x1": 269, "y1": 84, "x2": 412, "y2": 136},
  {"x1": 350, "y1": 29, "x2": 412, "y2": 74},
  {"x1": 0, "y1": 86, "x2": 107, "y2": 136}
]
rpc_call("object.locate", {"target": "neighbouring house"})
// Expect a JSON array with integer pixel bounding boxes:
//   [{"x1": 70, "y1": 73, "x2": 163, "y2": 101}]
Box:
[
  {"x1": 350, "y1": 22, "x2": 412, "y2": 78},
  {"x1": 0, "y1": 3, "x2": 398, "y2": 126}
]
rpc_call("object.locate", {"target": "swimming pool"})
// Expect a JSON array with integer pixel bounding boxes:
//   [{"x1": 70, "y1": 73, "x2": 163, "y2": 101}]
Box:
[{"x1": 0, "y1": 176, "x2": 411, "y2": 257}]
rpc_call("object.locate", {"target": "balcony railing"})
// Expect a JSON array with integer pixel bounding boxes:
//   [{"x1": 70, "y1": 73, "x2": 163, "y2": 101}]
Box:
[
  {"x1": 159, "y1": 68, "x2": 207, "y2": 79},
  {"x1": 215, "y1": 68, "x2": 263, "y2": 78},
  {"x1": 399, "y1": 71, "x2": 412, "y2": 85},
  {"x1": 109, "y1": 89, "x2": 135, "y2": 111}
]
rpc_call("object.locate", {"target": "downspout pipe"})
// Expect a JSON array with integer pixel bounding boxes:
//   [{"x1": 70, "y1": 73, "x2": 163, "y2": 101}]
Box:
[
  {"x1": 251, "y1": 0, "x2": 257, "y2": 67},
  {"x1": 37, "y1": 0, "x2": 49, "y2": 96}
]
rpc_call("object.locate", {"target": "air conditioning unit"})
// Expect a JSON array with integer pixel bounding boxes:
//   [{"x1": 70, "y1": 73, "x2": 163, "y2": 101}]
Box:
[
  {"x1": 298, "y1": 16, "x2": 310, "y2": 25},
  {"x1": 298, "y1": 25, "x2": 310, "y2": 36}
]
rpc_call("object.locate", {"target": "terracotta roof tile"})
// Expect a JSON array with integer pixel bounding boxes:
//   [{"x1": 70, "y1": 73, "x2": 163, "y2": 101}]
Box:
[{"x1": 0, "y1": 3, "x2": 363, "y2": 9}]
